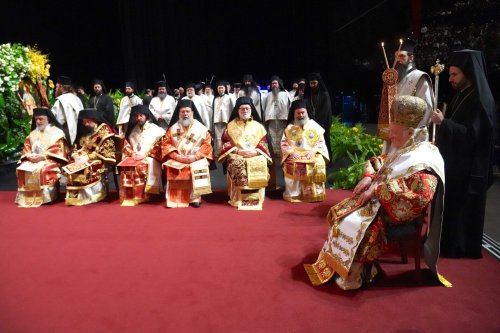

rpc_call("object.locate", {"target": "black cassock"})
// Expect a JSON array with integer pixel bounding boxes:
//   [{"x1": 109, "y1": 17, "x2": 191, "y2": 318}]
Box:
[
  {"x1": 437, "y1": 86, "x2": 496, "y2": 258},
  {"x1": 306, "y1": 90, "x2": 332, "y2": 162},
  {"x1": 88, "y1": 94, "x2": 115, "y2": 127}
]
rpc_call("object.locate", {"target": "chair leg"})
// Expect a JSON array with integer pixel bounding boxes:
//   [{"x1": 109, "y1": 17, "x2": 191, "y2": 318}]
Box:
[{"x1": 399, "y1": 241, "x2": 408, "y2": 264}]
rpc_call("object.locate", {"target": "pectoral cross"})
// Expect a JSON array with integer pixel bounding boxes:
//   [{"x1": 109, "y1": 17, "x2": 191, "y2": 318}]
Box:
[
  {"x1": 185, "y1": 133, "x2": 197, "y2": 144},
  {"x1": 172, "y1": 128, "x2": 182, "y2": 139}
]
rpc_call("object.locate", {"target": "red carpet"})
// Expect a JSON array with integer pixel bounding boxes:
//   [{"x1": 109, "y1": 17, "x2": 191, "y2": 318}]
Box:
[{"x1": 0, "y1": 190, "x2": 499, "y2": 333}]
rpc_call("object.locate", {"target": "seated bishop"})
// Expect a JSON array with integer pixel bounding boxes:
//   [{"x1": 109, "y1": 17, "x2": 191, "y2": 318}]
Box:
[
  {"x1": 15, "y1": 107, "x2": 69, "y2": 207},
  {"x1": 118, "y1": 105, "x2": 165, "y2": 206},
  {"x1": 64, "y1": 109, "x2": 116, "y2": 206},
  {"x1": 304, "y1": 96, "x2": 450, "y2": 290},
  {"x1": 162, "y1": 100, "x2": 213, "y2": 208},
  {"x1": 281, "y1": 99, "x2": 330, "y2": 202},
  {"x1": 218, "y1": 97, "x2": 272, "y2": 210}
]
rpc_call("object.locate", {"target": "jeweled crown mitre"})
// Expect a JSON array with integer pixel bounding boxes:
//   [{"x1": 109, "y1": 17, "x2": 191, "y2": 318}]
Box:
[{"x1": 390, "y1": 95, "x2": 426, "y2": 128}]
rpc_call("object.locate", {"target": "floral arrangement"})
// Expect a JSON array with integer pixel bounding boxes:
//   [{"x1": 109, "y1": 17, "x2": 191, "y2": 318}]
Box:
[
  {"x1": 0, "y1": 43, "x2": 52, "y2": 162},
  {"x1": 25, "y1": 45, "x2": 51, "y2": 83},
  {"x1": 329, "y1": 116, "x2": 383, "y2": 189},
  {"x1": 0, "y1": 43, "x2": 30, "y2": 94}
]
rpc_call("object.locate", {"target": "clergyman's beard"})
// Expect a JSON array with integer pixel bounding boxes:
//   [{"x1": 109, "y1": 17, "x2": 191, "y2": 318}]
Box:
[
  {"x1": 272, "y1": 87, "x2": 279, "y2": 96},
  {"x1": 158, "y1": 92, "x2": 166, "y2": 100},
  {"x1": 37, "y1": 123, "x2": 48, "y2": 131},
  {"x1": 125, "y1": 91, "x2": 133, "y2": 97},
  {"x1": 181, "y1": 118, "x2": 193, "y2": 127},
  {"x1": 80, "y1": 124, "x2": 96, "y2": 136},
  {"x1": 454, "y1": 78, "x2": 470, "y2": 91},
  {"x1": 396, "y1": 62, "x2": 412, "y2": 81},
  {"x1": 294, "y1": 117, "x2": 308, "y2": 127},
  {"x1": 243, "y1": 85, "x2": 253, "y2": 97}
]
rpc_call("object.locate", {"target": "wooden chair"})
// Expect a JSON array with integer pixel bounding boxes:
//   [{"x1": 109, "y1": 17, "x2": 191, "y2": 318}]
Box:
[{"x1": 377, "y1": 202, "x2": 432, "y2": 285}]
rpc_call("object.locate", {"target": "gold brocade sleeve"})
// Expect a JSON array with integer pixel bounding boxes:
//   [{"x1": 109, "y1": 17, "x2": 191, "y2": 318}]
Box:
[
  {"x1": 375, "y1": 171, "x2": 438, "y2": 223},
  {"x1": 148, "y1": 136, "x2": 164, "y2": 162},
  {"x1": 195, "y1": 131, "x2": 213, "y2": 161},
  {"x1": 20, "y1": 136, "x2": 33, "y2": 159},
  {"x1": 161, "y1": 128, "x2": 178, "y2": 161},
  {"x1": 77, "y1": 124, "x2": 116, "y2": 164},
  {"x1": 94, "y1": 136, "x2": 116, "y2": 164},
  {"x1": 122, "y1": 140, "x2": 134, "y2": 158},
  {"x1": 218, "y1": 128, "x2": 237, "y2": 163},
  {"x1": 46, "y1": 138, "x2": 70, "y2": 163}
]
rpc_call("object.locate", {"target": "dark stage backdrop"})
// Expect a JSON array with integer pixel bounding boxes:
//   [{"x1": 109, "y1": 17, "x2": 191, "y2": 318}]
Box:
[{"x1": 3, "y1": 0, "x2": 414, "y2": 94}]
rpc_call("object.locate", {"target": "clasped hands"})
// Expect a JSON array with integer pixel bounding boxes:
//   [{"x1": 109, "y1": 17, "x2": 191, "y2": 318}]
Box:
[
  {"x1": 71, "y1": 152, "x2": 89, "y2": 165},
  {"x1": 27, "y1": 153, "x2": 45, "y2": 163},
  {"x1": 289, "y1": 151, "x2": 315, "y2": 160},
  {"x1": 353, "y1": 176, "x2": 375, "y2": 206},
  {"x1": 236, "y1": 149, "x2": 257, "y2": 158},
  {"x1": 174, "y1": 154, "x2": 198, "y2": 164}
]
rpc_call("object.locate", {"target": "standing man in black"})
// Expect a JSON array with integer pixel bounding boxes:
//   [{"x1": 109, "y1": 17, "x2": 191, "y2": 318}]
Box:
[
  {"x1": 431, "y1": 49, "x2": 497, "y2": 258},
  {"x1": 88, "y1": 79, "x2": 115, "y2": 127},
  {"x1": 304, "y1": 72, "x2": 333, "y2": 164}
]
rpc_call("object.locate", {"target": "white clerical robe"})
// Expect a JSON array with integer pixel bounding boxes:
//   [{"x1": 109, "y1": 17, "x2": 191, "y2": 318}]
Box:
[
  {"x1": 51, "y1": 92, "x2": 83, "y2": 144},
  {"x1": 116, "y1": 94, "x2": 143, "y2": 126},
  {"x1": 213, "y1": 94, "x2": 234, "y2": 125},
  {"x1": 212, "y1": 94, "x2": 234, "y2": 156},
  {"x1": 397, "y1": 69, "x2": 434, "y2": 127},
  {"x1": 203, "y1": 94, "x2": 214, "y2": 117},
  {"x1": 263, "y1": 90, "x2": 291, "y2": 121},
  {"x1": 149, "y1": 95, "x2": 177, "y2": 130}
]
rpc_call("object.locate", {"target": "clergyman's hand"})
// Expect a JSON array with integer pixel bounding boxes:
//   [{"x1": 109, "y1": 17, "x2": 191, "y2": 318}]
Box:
[
  {"x1": 356, "y1": 186, "x2": 374, "y2": 206},
  {"x1": 353, "y1": 176, "x2": 372, "y2": 195},
  {"x1": 431, "y1": 109, "x2": 444, "y2": 125}
]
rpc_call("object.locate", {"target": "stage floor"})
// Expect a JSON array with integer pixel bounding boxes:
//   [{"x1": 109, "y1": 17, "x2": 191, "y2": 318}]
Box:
[{"x1": 0, "y1": 189, "x2": 499, "y2": 333}]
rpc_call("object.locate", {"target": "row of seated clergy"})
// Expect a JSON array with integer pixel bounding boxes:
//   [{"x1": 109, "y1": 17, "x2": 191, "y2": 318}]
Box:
[
  {"x1": 116, "y1": 101, "x2": 213, "y2": 208},
  {"x1": 16, "y1": 98, "x2": 330, "y2": 210},
  {"x1": 118, "y1": 99, "x2": 272, "y2": 209}
]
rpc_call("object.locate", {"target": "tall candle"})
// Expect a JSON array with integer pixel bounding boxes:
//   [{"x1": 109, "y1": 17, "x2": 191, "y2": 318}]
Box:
[{"x1": 381, "y1": 42, "x2": 389, "y2": 69}]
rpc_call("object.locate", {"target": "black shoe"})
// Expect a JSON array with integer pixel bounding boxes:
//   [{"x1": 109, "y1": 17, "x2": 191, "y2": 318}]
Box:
[{"x1": 191, "y1": 202, "x2": 201, "y2": 208}]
